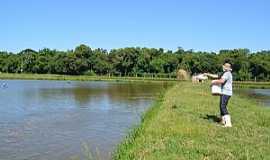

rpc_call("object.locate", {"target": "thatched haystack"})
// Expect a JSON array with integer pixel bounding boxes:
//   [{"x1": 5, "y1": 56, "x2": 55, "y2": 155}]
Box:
[{"x1": 177, "y1": 69, "x2": 189, "y2": 80}]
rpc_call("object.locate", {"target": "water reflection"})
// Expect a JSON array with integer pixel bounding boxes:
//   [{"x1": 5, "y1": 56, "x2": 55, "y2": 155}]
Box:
[
  {"x1": 36, "y1": 82, "x2": 166, "y2": 107},
  {"x1": 0, "y1": 80, "x2": 170, "y2": 160},
  {"x1": 235, "y1": 88, "x2": 270, "y2": 107}
]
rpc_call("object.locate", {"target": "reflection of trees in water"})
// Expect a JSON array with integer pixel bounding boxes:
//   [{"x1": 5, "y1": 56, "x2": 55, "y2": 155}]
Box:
[
  {"x1": 235, "y1": 89, "x2": 270, "y2": 107},
  {"x1": 37, "y1": 82, "x2": 170, "y2": 108},
  {"x1": 1, "y1": 81, "x2": 171, "y2": 160}
]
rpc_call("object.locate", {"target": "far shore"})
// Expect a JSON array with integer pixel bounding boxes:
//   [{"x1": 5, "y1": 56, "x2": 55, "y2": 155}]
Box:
[
  {"x1": 0, "y1": 73, "x2": 269, "y2": 88},
  {"x1": 0, "y1": 73, "x2": 178, "y2": 83}
]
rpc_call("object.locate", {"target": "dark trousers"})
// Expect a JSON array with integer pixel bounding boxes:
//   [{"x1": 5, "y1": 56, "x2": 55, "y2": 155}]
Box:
[{"x1": 220, "y1": 95, "x2": 231, "y2": 116}]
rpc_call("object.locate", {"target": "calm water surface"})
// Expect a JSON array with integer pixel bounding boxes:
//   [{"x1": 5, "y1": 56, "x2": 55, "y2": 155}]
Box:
[
  {"x1": 236, "y1": 88, "x2": 270, "y2": 107},
  {"x1": 0, "y1": 80, "x2": 170, "y2": 160}
]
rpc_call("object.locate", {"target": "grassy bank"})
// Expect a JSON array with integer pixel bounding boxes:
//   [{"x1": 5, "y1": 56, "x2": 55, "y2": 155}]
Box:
[
  {"x1": 0, "y1": 73, "x2": 269, "y2": 88},
  {"x1": 114, "y1": 82, "x2": 270, "y2": 160},
  {"x1": 234, "y1": 81, "x2": 270, "y2": 89},
  {"x1": 0, "y1": 73, "x2": 177, "y2": 82}
]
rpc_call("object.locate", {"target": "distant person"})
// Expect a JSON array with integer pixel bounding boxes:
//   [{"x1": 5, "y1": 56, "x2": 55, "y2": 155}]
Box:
[{"x1": 204, "y1": 63, "x2": 233, "y2": 127}]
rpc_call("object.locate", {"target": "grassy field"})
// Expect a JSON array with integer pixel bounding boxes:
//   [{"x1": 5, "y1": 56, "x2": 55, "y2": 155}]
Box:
[{"x1": 114, "y1": 82, "x2": 270, "y2": 160}]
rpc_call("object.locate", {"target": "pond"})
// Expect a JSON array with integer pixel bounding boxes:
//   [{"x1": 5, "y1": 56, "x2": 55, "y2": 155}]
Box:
[
  {"x1": 235, "y1": 88, "x2": 270, "y2": 107},
  {"x1": 0, "y1": 80, "x2": 170, "y2": 160}
]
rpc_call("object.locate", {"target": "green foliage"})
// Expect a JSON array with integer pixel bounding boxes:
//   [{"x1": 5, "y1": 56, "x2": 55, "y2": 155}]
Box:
[
  {"x1": 0, "y1": 45, "x2": 269, "y2": 81},
  {"x1": 83, "y1": 70, "x2": 97, "y2": 76}
]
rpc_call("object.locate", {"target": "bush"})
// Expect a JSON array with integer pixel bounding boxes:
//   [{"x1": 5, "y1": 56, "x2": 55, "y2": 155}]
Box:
[{"x1": 83, "y1": 70, "x2": 96, "y2": 76}]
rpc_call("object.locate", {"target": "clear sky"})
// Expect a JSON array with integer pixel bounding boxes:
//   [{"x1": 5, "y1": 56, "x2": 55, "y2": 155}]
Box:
[{"x1": 1, "y1": 0, "x2": 270, "y2": 52}]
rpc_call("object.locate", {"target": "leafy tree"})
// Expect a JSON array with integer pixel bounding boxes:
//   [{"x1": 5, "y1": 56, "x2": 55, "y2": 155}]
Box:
[
  {"x1": 92, "y1": 48, "x2": 112, "y2": 75},
  {"x1": 0, "y1": 45, "x2": 269, "y2": 81}
]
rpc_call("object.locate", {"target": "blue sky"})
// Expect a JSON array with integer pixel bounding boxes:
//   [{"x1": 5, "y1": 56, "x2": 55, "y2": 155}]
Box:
[{"x1": 1, "y1": 0, "x2": 270, "y2": 52}]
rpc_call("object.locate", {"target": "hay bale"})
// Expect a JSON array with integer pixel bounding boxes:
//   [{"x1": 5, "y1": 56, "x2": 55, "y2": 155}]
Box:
[{"x1": 177, "y1": 69, "x2": 189, "y2": 80}]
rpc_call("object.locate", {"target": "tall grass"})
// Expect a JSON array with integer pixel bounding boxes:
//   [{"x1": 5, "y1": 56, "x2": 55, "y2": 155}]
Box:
[
  {"x1": 68, "y1": 142, "x2": 103, "y2": 160},
  {"x1": 114, "y1": 82, "x2": 270, "y2": 159}
]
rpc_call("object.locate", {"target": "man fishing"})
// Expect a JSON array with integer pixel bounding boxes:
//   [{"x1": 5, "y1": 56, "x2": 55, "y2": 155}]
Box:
[{"x1": 205, "y1": 63, "x2": 233, "y2": 127}]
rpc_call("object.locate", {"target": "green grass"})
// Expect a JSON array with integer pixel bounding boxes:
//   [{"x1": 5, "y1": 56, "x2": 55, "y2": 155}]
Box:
[
  {"x1": 1, "y1": 73, "x2": 269, "y2": 88},
  {"x1": 234, "y1": 81, "x2": 270, "y2": 89},
  {"x1": 114, "y1": 82, "x2": 270, "y2": 160},
  {"x1": 0, "y1": 73, "x2": 178, "y2": 82}
]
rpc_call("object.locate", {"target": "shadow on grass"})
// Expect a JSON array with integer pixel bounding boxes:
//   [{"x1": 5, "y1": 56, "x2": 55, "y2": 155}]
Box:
[{"x1": 202, "y1": 114, "x2": 221, "y2": 123}]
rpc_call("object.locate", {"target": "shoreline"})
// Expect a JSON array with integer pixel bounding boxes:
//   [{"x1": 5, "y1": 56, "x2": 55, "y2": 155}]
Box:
[
  {"x1": 113, "y1": 82, "x2": 270, "y2": 159},
  {"x1": 0, "y1": 73, "x2": 178, "y2": 83},
  {"x1": 0, "y1": 73, "x2": 269, "y2": 87}
]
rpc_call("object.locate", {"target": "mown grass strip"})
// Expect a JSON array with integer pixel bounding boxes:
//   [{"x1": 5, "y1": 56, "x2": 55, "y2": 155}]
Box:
[
  {"x1": 0, "y1": 73, "x2": 178, "y2": 82},
  {"x1": 1, "y1": 73, "x2": 269, "y2": 88}
]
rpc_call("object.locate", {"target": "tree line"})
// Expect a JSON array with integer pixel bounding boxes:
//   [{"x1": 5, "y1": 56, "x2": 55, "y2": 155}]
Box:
[{"x1": 0, "y1": 44, "x2": 269, "y2": 81}]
